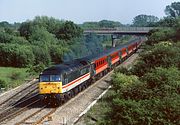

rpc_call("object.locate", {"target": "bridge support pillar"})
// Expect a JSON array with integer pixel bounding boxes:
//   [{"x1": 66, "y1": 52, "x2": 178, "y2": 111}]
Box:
[{"x1": 111, "y1": 35, "x2": 117, "y2": 47}]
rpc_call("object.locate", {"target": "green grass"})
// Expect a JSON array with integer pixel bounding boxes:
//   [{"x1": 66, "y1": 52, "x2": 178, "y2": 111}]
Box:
[{"x1": 0, "y1": 67, "x2": 29, "y2": 90}]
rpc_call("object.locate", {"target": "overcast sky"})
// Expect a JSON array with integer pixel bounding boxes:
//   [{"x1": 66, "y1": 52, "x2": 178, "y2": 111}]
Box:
[{"x1": 0, "y1": 0, "x2": 178, "y2": 24}]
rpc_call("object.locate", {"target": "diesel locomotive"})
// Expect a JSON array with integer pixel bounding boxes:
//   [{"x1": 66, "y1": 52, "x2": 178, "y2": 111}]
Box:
[{"x1": 39, "y1": 37, "x2": 145, "y2": 102}]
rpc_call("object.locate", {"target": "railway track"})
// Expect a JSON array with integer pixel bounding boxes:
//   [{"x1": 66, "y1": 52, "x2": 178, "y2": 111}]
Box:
[
  {"x1": 15, "y1": 107, "x2": 57, "y2": 125},
  {"x1": 0, "y1": 80, "x2": 38, "y2": 110},
  {"x1": 0, "y1": 94, "x2": 40, "y2": 123}
]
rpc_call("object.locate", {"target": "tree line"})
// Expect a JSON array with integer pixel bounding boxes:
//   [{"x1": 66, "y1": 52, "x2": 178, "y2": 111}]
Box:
[{"x1": 0, "y1": 16, "x2": 115, "y2": 72}]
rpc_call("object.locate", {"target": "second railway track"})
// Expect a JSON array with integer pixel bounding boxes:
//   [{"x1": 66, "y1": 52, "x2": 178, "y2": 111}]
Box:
[
  {"x1": 0, "y1": 80, "x2": 38, "y2": 110},
  {"x1": 15, "y1": 107, "x2": 57, "y2": 125},
  {"x1": 0, "y1": 94, "x2": 40, "y2": 123}
]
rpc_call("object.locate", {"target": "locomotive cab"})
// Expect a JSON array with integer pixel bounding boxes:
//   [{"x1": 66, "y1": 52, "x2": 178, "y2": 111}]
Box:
[{"x1": 39, "y1": 74, "x2": 63, "y2": 94}]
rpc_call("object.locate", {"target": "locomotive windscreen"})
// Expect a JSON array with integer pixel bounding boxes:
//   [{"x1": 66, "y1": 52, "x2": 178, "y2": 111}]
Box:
[{"x1": 40, "y1": 75, "x2": 61, "y2": 82}]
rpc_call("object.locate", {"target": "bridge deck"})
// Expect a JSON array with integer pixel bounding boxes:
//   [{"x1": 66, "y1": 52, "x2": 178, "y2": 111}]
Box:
[{"x1": 83, "y1": 27, "x2": 158, "y2": 35}]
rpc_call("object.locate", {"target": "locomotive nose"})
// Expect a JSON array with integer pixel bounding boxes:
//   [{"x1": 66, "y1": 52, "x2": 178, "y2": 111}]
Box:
[{"x1": 39, "y1": 82, "x2": 62, "y2": 94}]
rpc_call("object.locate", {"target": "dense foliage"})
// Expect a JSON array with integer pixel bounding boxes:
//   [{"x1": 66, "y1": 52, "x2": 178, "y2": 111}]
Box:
[
  {"x1": 101, "y1": 2, "x2": 180, "y2": 125},
  {"x1": 132, "y1": 14, "x2": 159, "y2": 27},
  {"x1": 80, "y1": 20, "x2": 123, "y2": 29},
  {"x1": 0, "y1": 16, "x2": 113, "y2": 69},
  {"x1": 165, "y1": 2, "x2": 180, "y2": 18}
]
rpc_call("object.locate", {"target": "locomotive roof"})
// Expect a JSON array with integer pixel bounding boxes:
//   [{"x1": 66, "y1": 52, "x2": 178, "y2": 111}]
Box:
[{"x1": 41, "y1": 58, "x2": 89, "y2": 75}]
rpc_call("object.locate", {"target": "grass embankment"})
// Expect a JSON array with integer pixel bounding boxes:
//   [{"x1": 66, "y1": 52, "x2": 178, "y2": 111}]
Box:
[
  {"x1": 0, "y1": 67, "x2": 29, "y2": 91},
  {"x1": 78, "y1": 89, "x2": 114, "y2": 125}
]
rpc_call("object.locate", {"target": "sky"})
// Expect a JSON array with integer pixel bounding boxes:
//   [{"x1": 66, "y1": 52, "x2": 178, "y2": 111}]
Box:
[{"x1": 0, "y1": 0, "x2": 178, "y2": 24}]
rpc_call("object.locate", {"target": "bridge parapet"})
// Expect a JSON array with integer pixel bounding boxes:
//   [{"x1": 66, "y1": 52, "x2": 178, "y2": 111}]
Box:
[{"x1": 83, "y1": 27, "x2": 165, "y2": 35}]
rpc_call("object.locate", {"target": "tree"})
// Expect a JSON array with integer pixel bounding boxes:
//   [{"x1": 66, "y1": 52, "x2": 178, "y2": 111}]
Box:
[
  {"x1": 80, "y1": 22, "x2": 99, "y2": 29},
  {"x1": 0, "y1": 44, "x2": 35, "y2": 67},
  {"x1": 157, "y1": 17, "x2": 178, "y2": 27},
  {"x1": 132, "y1": 14, "x2": 159, "y2": 27},
  {"x1": 56, "y1": 21, "x2": 83, "y2": 40},
  {"x1": 80, "y1": 20, "x2": 123, "y2": 29},
  {"x1": 0, "y1": 21, "x2": 12, "y2": 28},
  {"x1": 32, "y1": 46, "x2": 51, "y2": 66},
  {"x1": 33, "y1": 16, "x2": 64, "y2": 34},
  {"x1": 18, "y1": 21, "x2": 33, "y2": 39},
  {"x1": 99, "y1": 20, "x2": 122, "y2": 28},
  {"x1": 50, "y1": 45, "x2": 69, "y2": 64},
  {"x1": 28, "y1": 26, "x2": 57, "y2": 46},
  {"x1": 132, "y1": 41, "x2": 180, "y2": 76},
  {"x1": 165, "y1": 2, "x2": 180, "y2": 18},
  {"x1": 147, "y1": 28, "x2": 176, "y2": 45}
]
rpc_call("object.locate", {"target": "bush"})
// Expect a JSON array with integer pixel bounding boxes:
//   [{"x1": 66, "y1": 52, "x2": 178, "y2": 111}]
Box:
[
  {"x1": 147, "y1": 28, "x2": 176, "y2": 45},
  {"x1": 112, "y1": 73, "x2": 141, "y2": 93},
  {"x1": 109, "y1": 67, "x2": 180, "y2": 125},
  {"x1": 0, "y1": 44, "x2": 35, "y2": 67},
  {"x1": 27, "y1": 63, "x2": 45, "y2": 75},
  {"x1": 0, "y1": 79, "x2": 6, "y2": 88},
  {"x1": 32, "y1": 46, "x2": 51, "y2": 66},
  {"x1": 112, "y1": 73, "x2": 151, "y2": 101},
  {"x1": 9, "y1": 72, "x2": 23, "y2": 80},
  {"x1": 111, "y1": 96, "x2": 180, "y2": 125},
  {"x1": 114, "y1": 67, "x2": 132, "y2": 75},
  {"x1": 50, "y1": 45, "x2": 69, "y2": 64},
  {"x1": 142, "y1": 67, "x2": 180, "y2": 96},
  {"x1": 132, "y1": 42, "x2": 180, "y2": 76}
]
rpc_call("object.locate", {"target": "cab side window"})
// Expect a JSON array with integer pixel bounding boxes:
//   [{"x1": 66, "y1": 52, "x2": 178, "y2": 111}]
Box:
[
  {"x1": 80, "y1": 69, "x2": 86, "y2": 75},
  {"x1": 63, "y1": 73, "x2": 68, "y2": 85}
]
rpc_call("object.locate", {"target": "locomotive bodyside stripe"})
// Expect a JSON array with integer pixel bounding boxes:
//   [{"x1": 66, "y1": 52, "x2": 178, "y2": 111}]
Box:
[{"x1": 62, "y1": 73, "x2": 90, "y2": 93}]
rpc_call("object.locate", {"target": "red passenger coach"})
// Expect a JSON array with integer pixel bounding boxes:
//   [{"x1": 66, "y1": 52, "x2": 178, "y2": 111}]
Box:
[
  {"x1": 95, "y1": 56, "x2": 108, "y2": 74},
  {"x1": 128, "y1": 44, "x2": 133, "y2": 54},
  {"x1": 121, "y1": 48, "x2": 127, "y2": 59},
  {"x1": 111, "y1": 52, "x2": 119, "y2": 64},
  {"x1": 133, "y1": 42, "x2": 137, "y2": 51}
]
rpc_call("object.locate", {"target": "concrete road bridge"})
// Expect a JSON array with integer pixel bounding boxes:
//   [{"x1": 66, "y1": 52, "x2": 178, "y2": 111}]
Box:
[
  {"x1": 83, "y1": 27, "x2": 160, "y2": 47},
  {"x1": 83, "y1": 27, "x2": 158, "y2": 35}
]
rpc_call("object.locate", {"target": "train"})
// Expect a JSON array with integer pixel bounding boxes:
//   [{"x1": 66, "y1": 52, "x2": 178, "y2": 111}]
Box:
[{"x1": 39, "y1": 37, "x2": 145, "y2": 103}]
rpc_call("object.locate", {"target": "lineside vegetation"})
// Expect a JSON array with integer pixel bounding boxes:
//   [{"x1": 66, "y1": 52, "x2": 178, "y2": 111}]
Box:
[{"x1": 80, "y1": 2, "x2": 180, "y2": 124}]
